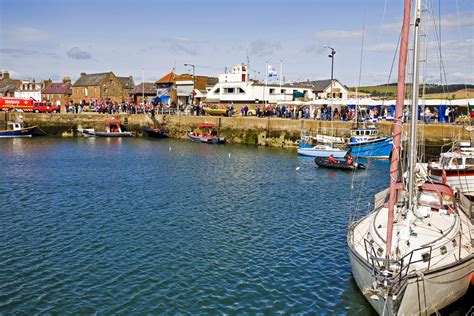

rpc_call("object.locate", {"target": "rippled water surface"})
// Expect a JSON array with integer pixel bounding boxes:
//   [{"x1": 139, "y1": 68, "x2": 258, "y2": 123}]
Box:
[{"x1": 0, "y1": 137, "x2": 470, "y2": 314}]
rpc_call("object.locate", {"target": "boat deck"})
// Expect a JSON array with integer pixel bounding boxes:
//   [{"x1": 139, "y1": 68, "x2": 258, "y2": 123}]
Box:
[{"x1": 351, "y1": 205, "x2": 472, "y2": 272}]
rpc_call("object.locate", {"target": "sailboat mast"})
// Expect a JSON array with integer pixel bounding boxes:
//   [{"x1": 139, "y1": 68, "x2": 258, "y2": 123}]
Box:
[
  {"x1": 386, "y1": 0, "x2": 412, "y2": 259},
  {"x1": 408, "y1": 0, "x2": 423, "y2": 211}
]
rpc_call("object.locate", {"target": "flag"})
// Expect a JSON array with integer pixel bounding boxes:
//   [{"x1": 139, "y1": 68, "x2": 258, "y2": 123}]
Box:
[{"x1": 267, "y1": 65, "x2": 277, "y2": 78}]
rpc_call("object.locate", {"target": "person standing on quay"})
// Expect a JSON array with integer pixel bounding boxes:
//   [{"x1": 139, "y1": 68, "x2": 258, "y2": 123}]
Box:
[
  {"x1": 445, "y1": 106, "x2": 451, "y2": 123},
  {"x1": 424, "y1": 107, "x2": 431, "y2": 124}
]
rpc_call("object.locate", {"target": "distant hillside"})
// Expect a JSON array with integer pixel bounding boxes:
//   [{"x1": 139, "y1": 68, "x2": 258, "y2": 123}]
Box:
[{"x1": 350, "y1": 84, "x2": 474, "y2": 99}]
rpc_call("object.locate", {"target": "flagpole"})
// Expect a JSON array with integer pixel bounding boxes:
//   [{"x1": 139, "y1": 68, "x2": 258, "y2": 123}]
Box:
[
  {"x1": 280, "y1": 60, "x2": 283, "y2": 100},
  {"x1": 264, "y1": 61, "x2": 268, "y2": 107}
]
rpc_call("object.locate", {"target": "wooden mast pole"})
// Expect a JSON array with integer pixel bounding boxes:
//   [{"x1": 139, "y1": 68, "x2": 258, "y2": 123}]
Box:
[{"x1": 386, "y1": 0, "x2": 412, "y2": 259}]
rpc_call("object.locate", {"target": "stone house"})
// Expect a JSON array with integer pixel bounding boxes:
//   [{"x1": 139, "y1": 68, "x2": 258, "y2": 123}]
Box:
[
  {"x1": 130, "y1": 82, "x2": 157, "y2": 104},
  {"x1": 72, "y1": 72, "x2": 134, "y2": 104},
  {"x1": 0, "y1": 71, "x2": 21, "y2": 97},
  {"x1": 118, "y1": 76, "x2": 135, "y2": 102},
  {"x1": 41, "y1": 77, "x2": 72, "y2": 108}
]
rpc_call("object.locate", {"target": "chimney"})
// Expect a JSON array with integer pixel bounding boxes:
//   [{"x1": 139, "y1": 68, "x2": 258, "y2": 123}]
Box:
[
  {"x1": 3, "y1": 71, "x2": 10, "y2": 79},
  {"x1": 63, "y1": 76, "x2": 71, "y2": 84},
  {"x1": 80, "y1": 72, "x2": 86, "y2": 76}
]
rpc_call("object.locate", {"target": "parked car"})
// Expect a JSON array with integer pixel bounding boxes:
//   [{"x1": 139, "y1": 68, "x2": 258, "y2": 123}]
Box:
[{"x1": 33, "y1": 101, "x2": 60, "y2": 113}]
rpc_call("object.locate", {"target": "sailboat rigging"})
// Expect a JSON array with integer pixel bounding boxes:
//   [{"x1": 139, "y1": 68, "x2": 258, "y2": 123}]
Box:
[{"x1": 347, "y1": 0, "x2": 473, "y2": 314}]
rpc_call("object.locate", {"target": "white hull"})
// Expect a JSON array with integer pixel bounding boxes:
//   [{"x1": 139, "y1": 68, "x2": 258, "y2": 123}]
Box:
[
  {"x1": 348, "y1": 243, "x2": 472, "y2": 315},
  {"x1": 297, "y1": 146, "x2": 347, "y2": 158},
  {"x1": 348, "y1": 201, "x2": 473, "y2": 315}
]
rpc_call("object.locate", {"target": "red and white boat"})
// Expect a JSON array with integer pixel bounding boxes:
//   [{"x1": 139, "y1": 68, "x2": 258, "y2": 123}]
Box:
[
  {"x1": 429, "y1": 142, "x2": 474, "y2": 196},
  {"x1": 188, "y1": 123, "x2": 225, "y2": 144}
]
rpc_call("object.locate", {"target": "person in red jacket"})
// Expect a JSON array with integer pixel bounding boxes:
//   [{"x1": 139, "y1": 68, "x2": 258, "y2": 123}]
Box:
[{"x1": 328, "y1": 155, "x2": 336, "y2": 163}]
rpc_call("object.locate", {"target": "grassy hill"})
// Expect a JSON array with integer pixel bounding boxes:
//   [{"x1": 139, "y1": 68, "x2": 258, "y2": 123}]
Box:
[{"x1": 350, "y1": 84, "x2": 474, "y2": 99}]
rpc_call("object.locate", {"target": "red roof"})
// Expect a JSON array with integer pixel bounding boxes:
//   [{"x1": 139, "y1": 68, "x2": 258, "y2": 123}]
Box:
[
  {"x1": 156, "y1": 71, "x2": 176, "y2": 83},
  {"x1": 42, "y1": 82, "x2": 72, "y2": 94}
]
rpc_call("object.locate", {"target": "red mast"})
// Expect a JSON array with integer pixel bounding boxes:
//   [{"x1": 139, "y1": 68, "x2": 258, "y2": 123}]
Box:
[{"x1": 386, "y1": 0, "x2": 412, "y2": 259}]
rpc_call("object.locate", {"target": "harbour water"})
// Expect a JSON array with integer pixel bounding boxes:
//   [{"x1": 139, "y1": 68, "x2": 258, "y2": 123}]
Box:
[{"x1": 0, "y1": 138, "x2": 471, "y2": 314}]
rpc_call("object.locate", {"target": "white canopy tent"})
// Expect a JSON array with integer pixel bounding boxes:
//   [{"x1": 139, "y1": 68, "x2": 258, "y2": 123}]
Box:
[{"x1": 277, "y1": 98, "x2": 473, "y2": 107}]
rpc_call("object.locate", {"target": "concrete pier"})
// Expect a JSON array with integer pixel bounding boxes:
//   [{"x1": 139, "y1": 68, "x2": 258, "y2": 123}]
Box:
[{"x1": 9, "y1": 112, "x2": 469, "y2": 148}]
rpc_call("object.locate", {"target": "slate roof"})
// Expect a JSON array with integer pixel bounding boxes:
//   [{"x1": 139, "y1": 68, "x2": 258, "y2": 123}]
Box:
[
  {"x1": 73, "y1": 72, "x2": 110, "y2": 86},
  {"x1": 0, "y1": 77, "x2": 21, "y2": 90},
  {"x1": 42, "y1": 82, "x2": 72, "y2": 94},
  {"x1": 291, "y1": 79, "x2": 344, "y2": 92},
  {"x1": 0, "y1": 84, "x2": 17, "y2": 94},
  {"x1": 131, "y1": 82, "x2": 157, "y2": 95},
  {"x1": 118, "y1": 77, "x2": 135, "y2": 90}
]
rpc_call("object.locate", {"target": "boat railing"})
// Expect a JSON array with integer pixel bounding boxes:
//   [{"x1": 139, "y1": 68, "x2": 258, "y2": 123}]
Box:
[{"x1": 362, "y1": 238, "x2": 433, "y2": 289}]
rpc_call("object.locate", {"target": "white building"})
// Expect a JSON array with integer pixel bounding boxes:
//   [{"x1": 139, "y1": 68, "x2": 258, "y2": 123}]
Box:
[
  {"x1": 205, "y1": 64, "x2": 316, "y2": 105},
  {"x1": 15, "y1": 79, "x2": 51, "y2": 100},
  {"x1": 309, "y1": 79, "x2": 349, "y2": 99}
]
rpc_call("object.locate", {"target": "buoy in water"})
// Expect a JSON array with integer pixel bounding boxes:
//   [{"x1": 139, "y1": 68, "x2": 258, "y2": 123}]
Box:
[{"x1": 296, "y1": 167, "x2": 300, "y2": 171}]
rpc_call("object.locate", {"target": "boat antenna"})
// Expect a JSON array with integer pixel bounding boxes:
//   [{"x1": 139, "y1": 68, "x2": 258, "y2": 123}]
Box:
[
  {"x1": 386, "y1": 0, "x2": 412, "y2": 260},
  {"x1": 407, "y1": 0, "x2": 423, "y2": 214}
]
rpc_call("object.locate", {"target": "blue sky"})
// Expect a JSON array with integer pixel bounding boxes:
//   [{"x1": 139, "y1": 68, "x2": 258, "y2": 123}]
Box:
[{"x1": 1, "y1": 0, "x2": 472, "y2": 86}]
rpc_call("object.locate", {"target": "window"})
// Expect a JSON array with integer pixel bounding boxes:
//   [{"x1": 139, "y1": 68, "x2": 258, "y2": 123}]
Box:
[
  {"x1": 269, "y1": 88, "x2": 275, "y2": 94},
  {"x1": 281, "y1": 89, "x2": 286, "y2": 94},
  {"x1": 452, "y1": 158, "x2": 463, "y2": 166},
  {"x1": 224, "y1": 88, "x2": 235, "y2": 94},
  {"x1": 238, "y1": 88, "x2": 245, "y2": 94},
  {"x1": 465, "y1": 158, "x2": 474, "y2": 166},
  {"x1": 214, "y1": 88, "x2": 220, "y2": 94}
]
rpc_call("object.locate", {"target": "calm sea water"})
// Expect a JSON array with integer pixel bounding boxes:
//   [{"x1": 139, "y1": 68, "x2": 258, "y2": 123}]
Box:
[{"x1": 0, "y1": 138, "x2": 471, "y2": 314}]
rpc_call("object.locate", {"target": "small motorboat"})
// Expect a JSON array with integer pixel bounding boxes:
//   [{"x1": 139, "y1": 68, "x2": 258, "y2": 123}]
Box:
[
  {"x1": 142, "y1": 126, "x2": 168, "y2": 138},
  {"x1": 0, "y1": 121, "x2": 36, "y2": 138},
  {"x1": 314, "y1": 157, "x2": 366, "y2": 171},
  {"x1": 297, "y1": 144, "x2": 348, "y2": 158},
  {"x1": 79, "y1": 119, "x2": 132, "y2": 137},
  {"x1": 188, "y1": 123, "x2": 225, "y2": 144}
]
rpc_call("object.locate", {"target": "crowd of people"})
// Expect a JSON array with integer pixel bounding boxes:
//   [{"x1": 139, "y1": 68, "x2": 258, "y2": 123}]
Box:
[{"x1": 64, "y1": 100, "x2": 469, "y2": 124}]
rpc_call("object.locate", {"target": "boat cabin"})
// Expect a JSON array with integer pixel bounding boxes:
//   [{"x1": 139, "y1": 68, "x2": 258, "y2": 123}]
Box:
[
  {"x1": 6, "y1": 122, "x2": 24, "y2": 131},
  {"x1": 436, "y1": 142, "x2": 474, "y2": 170},
  {"x1": 350, "y1": 127, "x2": 379, "y2": 142}
]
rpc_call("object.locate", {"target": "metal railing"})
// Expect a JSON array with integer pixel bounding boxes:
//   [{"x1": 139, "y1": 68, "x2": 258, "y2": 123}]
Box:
[{"x1": 363, "y1": 238, "x2": 433, "y2": 290}]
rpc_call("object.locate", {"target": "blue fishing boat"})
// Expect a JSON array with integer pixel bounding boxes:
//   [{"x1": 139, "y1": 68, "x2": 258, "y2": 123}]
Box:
[
  {"x1": 347, "y1": 135, "x2": 393, "y2": 159},
  {"x1": 0, "y1": 121, "x2": 36, "y2": 138},
  {"x1": 347, "y1": 126, "x2": 393, "y2": 159}
]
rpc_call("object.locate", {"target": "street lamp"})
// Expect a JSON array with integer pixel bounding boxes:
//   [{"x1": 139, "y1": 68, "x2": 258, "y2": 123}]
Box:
[
  {"x1": 184, "y1": 63, "x2": 195, "y2": 107},
  {"x1": 323, "y1": 45, "x2": 336, "y2": 121},
  {"x1": 323, "y1": 45, "x2": 336, "y2": 99}
]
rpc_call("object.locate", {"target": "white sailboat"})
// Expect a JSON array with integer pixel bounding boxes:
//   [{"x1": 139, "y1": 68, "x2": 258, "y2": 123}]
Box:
[
  {"x1": 429, "y1": 140, "x2": 474, "y2": 196},
  {"x1": 347, "y1": 0, "x2": 473, "y2": 314}
]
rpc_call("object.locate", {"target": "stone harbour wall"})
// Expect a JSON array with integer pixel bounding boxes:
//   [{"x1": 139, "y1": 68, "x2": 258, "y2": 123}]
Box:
[{"x1": 6, "y1": 112, "x2": 470, "y2": 148}]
